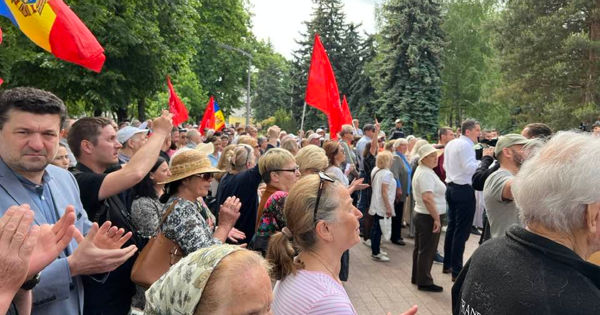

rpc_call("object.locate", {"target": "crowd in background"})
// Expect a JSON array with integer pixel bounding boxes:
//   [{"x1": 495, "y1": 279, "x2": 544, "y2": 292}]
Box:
[{"x1": 1, "y1": 87, "x2": 599, "y2": 315}]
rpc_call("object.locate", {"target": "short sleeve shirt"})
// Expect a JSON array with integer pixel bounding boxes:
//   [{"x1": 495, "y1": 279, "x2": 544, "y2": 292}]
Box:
[
  {"x1": 369, "y1": 168, "x2": 396, "y2": 217},
  {"x1": 412, "y1": 166, "x2": 447, "y2": 215},
  {"x1": 483, "y1": 168, "x2": 521, "y2": 238},
  {"x1": 73, "y1": 163, "x2": 107, "y2": 220}
]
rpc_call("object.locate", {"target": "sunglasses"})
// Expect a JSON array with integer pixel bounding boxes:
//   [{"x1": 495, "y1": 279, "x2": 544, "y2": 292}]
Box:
[
  {"x1": 313, "y1": 172, "x2": 335, "y2": 222},
  {"x1": 270, "y1": 166, "x2": 300, "y2": 173},
  {"x1": 193, "y1": 173, "x2": 214, "y2": 180}
]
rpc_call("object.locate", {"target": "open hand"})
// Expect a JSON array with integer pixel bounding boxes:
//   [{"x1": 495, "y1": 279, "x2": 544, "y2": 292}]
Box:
[
  {"x1": 91, "y1": 221, "x2": 133, "y2": 250},
  {"x1": 218, "y1": 197, "x2": 241, "y2": 228},
  {"x1": 349, "y1": 178, "x2": 369, "y2": 194},
  {"x1": 227, "y1": 227, "x2": 246, "y2": 243}
]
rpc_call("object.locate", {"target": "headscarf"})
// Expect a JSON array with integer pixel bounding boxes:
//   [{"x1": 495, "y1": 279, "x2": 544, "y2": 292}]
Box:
[{"x1": 145, "y1": 244, "x2": 243, "y2": 314}]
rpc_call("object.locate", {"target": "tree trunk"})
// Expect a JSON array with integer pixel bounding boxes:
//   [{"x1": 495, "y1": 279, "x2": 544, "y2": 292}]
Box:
[
  {"x1": 586, "y1": 0, "x2": 600, "y2": 106},
  {"x1": 115, "y1": 106, "x2": 128, "y2": 123},
  {"x1": 137, "y1": 98, "x2": 146, "y2": 122}
]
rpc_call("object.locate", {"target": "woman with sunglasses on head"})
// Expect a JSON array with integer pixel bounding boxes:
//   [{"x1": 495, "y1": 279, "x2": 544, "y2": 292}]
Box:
[
  {"x1": 159, "y1": 148, "x2": 243, "y2": 256},
  {"x1": 267, "y1": 174, "x2": 418, "y2": 315}
]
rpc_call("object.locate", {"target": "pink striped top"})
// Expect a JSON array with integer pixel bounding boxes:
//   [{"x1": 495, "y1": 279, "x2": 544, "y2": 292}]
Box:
[{"x1": 272, "y1": 270, "x2": 357, "y2": 315}]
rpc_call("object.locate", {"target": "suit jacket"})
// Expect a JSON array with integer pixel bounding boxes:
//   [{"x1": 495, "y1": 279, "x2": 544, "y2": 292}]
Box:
[
  {"x1": 391, "y1": 155, "x2": 409, "y2": 202},
  {"x1": 0, "y1": 159, "x2": 93, "y2": 315}
]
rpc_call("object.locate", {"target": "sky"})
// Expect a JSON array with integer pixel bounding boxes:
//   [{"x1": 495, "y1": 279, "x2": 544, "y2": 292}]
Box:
[{"x1": 249, "y1": 0, "x2": 380, "y2": 59}]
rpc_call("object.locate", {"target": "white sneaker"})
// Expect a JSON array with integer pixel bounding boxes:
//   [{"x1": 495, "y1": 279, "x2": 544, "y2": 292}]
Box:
[
  {"x1": 362, "y1": 239, "x2": 371, "y2": 247},
  {"x1": 371, "y1": 253, "x2": 390, "y2": 262}
]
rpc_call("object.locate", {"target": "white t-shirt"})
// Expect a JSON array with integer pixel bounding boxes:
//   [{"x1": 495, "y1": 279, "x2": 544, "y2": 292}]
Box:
[
  {"x1": 412, "y1": 166, "x2": 447, "y2": 215},
  {"x1": 326, "y1": 165, "x2": 349, "y2": 187},
  {"x1": 368, "y1": 167, "x2": 396, "y2": 217}
]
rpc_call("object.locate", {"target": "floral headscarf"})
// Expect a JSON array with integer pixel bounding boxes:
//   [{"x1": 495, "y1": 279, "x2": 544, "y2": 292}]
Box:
[{"x1": 145, "y1": 244, "x2": 242, "y2": 314}]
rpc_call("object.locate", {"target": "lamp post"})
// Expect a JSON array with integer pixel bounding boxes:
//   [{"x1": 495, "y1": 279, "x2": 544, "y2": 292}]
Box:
[{"x1": 218, "y1": 43, "x2": 253, "y2": 127}]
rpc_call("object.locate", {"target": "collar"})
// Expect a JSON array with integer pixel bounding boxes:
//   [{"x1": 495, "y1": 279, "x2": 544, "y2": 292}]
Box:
[{"x1": 460, "y1": 135, "x2": 475, "y2": 146}]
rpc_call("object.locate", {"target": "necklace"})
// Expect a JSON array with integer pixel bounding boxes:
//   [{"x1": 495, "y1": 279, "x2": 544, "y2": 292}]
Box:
[{"x1": 305, "y1": 251, "x2": 340, "y2": 283}]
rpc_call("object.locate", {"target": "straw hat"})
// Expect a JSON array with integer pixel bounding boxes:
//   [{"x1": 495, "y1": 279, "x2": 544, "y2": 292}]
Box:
[
  {"x1": 159, "y1": 149, "x2": 223, "y2": 184},
  {"x1": 417, "y1": 143, "x2": 441, "y2": 163},
  {"x1": 195, "y1": 142, "x2": 214, "y2": 155}
]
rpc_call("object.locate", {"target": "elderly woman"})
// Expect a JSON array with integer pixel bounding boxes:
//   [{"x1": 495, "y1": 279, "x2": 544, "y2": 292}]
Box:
[
  {"x1": 159, "y1": 149, "x2": 243, "y2": 256},
  {"x1": 267, "y1": 174, "x2": 417, "y2": 315},
  {"x1": 216, "y1": 143, "x2": 261, "y2": 243},
  {"x1": 411, "y1": 144, "x2": 445, "y2": 292},
  {"x1": 369, "y1": 151, "x2": 396, "y2": 262},
  {"x1": 281, "y1": 137, "x2": 299, "y2": 155},
  {"x1": 145, "y1": 245, "x2": 272, "y2": 314},
  {"x1": 452, "y1": 132, "x2": 600, "y2": 314},
  {"x1": 323, "y1": 141, "x2": 367, "y2": 193}
]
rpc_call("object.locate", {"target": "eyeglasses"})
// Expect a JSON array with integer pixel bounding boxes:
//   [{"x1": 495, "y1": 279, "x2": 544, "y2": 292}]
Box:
[
  {"x1": 193, "y1": 173, "x2": 213, "y2": 181},
  {"x1": 270, "y1": 166, "x2": 300, "y2": 173},
  {"x1": 313, "y1": 172, "x2": 335, "y2": 222}
]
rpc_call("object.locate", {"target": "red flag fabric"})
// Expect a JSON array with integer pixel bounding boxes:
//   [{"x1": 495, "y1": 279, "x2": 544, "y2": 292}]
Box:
[
  {"x1": 167, "y1": 76, "x2": 188, "y2": 126},
  {"x1": 0, "y1": 27, "x2": 3, "y2": 44},
  {"x1": 341, "y1": 95, "x2": 353, "y2": 125},
  {"x1": 199, "y1": 96, "x2": 216, "y2": 135},
  {"x1": 304, "y1": 34, "x2": 343, "y2": 139},
  {"x1": 0, "y1": 78, "x2": 3, "y2": 86}
]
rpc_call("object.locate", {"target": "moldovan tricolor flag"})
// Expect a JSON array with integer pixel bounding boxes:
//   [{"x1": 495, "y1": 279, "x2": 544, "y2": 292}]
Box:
[
  {"x1": 0, "y1": 0, "x2": 105, "y2": 72},
  {"x1": 304, "y1": 34, "x2": 344, "y2": 139},
  {"x1": 200, "y1": 96, "x2": 225, "y2": 135},
  {"x1": 167, "y1": 76, "x2": 188, "y2": 126},
  {"x1": 213, "y1": 100, "x2": 225, "y2": 132}
]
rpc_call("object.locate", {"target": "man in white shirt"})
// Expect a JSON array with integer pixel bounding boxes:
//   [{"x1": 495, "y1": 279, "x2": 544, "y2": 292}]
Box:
[{"x1": 442, "y1": 119, "x2": 487, "y2": 280}]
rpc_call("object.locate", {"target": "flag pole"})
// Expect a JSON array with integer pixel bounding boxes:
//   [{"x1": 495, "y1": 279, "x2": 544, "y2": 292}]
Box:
[{"x1": 300, "y1": 101, "x2": 307, "y2": 132}]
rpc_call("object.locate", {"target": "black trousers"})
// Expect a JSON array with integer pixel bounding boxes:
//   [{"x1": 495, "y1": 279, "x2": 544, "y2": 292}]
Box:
[
  {"x1": 391, "y1": 200, "x2": 405, "y2": 241},
  {"x1": 412, "y1": 213, "x2": 441, "y2": 285},
  {"x1": 443, "y1": 183, "x2": 476, "y2": 277}
]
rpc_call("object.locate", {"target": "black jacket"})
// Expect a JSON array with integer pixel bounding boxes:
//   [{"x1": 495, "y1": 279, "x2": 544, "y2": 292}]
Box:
[
  {"x1": 471, "y1": 155, "x2": 499, "y2": 191},
  {"x1": 452, "y1": 225, "x2": 600, "y2": 315}
]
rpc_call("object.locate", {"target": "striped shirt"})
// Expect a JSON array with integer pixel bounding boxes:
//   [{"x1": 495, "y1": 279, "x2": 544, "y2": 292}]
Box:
[{"x1": 273, "y1": 270, "x2": 357, "y2": 315}]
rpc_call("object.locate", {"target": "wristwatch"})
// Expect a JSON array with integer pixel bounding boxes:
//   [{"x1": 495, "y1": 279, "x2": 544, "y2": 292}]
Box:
[{"x1": 21, "y1": 273, "x2": 41, "y2": 290}]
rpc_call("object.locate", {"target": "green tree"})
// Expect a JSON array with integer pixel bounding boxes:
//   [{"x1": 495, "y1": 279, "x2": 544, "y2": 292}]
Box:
[
  {"x1": 495, "y1": 0, "x2": 600, "y2": 130},
  {"x1": 251, "y1": 41, "x2": 291, "y2": 122},
  {"x1": 375, "y1": 0, "x2": 445, "y2": 137}
]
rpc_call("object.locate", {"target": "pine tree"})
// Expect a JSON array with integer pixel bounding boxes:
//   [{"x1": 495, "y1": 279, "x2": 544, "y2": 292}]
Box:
[
  {"x1": 375, "y1": 0, "x2": 445, "y2": 137},
  {"x1": 290, "y1": 0, "x2": 371, "y2": 130}
]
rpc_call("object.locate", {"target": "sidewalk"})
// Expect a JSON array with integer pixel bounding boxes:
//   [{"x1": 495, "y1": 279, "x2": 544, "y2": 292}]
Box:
[{"x1": 344, "y1": 232, "x2": 480, "y2": 315}]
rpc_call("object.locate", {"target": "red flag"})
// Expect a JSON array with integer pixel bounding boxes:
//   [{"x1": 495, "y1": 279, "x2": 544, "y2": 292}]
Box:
[
  {"x1": 199, "y1": 96, "x2": 216, "y2": 135},
  {"x1": 167, "y1": 76, "x2": 188, "y2": 126},
  {"x1": 304, "y1": 34, "x2": 343, "y2": 139},
  {"x1": 0, "y1": 27, "x2": 3, "y2": 44},
  {"x1": 341, "y1": 95, "x2": 353, "y2": 125},
  {"x1": 0, "y1": 78, "x2": 3, "y2": 86}
]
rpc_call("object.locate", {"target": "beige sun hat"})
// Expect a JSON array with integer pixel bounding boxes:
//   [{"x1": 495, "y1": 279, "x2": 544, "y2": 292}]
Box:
[
  {"x1": 159, "y1": 149, "x2": 223, "y2": 184},
  {"x1": 195, "y1": 142, "x2": 214, "y2": 155},
  {"x1": 418, "y1": 143, "x2": 441, "y2": 163}
]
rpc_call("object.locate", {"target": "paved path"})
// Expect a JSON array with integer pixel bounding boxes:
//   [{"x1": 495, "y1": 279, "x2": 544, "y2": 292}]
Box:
[{"x1": 344, "y1": 231, "x2": 480, "y2": 315}]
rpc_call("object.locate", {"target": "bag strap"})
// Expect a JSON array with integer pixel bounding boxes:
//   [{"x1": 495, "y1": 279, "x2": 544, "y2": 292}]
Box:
[
  {"x1": 155, "y1": 199, "x2": 179, "y2": 234},
  {"x1": 371, "y1": 168, "x2": 383, "y2": 183}
]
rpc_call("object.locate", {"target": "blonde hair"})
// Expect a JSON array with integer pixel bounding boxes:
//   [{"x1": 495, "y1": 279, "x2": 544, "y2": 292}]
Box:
[
  {"x1": 258, "y1": 148, "x2": 296, "y2": 184},
  {"x1": 195, "y1": 249, "x2": 271, "y2": 314},
  {"x1": 384, "y1": 141, "x2": 394, "y2": 152},
  {"x1": 409, "y1": 139, "x2": 428, "y2": 160},
  {"x1": 267, "y1": 125, "x2": 280, "y2": 139},
  {"x1": 281, "y1": 138, "x2": 299, "y2": 155},
  {"x1": 237, "y1": 135, "x2": 257, "y2": 148},
  {"x1": 215, "y1": 144, "x2": 236, "y2": 181},
  {"x1": 266, "y1": 175, "x2": 341, "y2": 280},
  {"x1": 295, "y1": 144, "x2": 328, "y2": 174},
  {"x1": 340, "y1": 124, "x2": 354, "y2": 137},
  {"x1": 376, "y1": 150, "x2": 393, "y2": 169}
]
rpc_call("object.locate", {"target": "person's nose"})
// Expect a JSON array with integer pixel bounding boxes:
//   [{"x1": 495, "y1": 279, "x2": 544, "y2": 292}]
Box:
[
  {"x1": 27, "y1": 133, "x2": 44, "y2": 151},
  {"x1": 115, "y1": 140, "x2": 123, "y2": 149},
  {"x1": 353, "y1": 206, "x2": 363, "y2": 219}
]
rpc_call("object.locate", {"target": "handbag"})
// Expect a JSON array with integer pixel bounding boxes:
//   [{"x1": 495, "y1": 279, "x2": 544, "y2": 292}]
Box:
[{"x1": 130, "y1": 200, "x2": 183, "y2": 289}]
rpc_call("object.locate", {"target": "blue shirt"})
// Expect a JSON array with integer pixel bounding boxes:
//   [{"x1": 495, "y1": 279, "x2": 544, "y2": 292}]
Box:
[
  {"x1": 15, "y1": 171, "x2": 58, "y2": 223},
  {"x1": 396, "y1": 152, "x2": 412, "y2": 194}
]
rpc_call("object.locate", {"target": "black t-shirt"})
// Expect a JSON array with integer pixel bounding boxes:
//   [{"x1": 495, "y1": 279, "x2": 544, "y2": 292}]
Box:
[
  {"x1": 216, "y1": 164, "x2": 262, "y2": 243},
  {"x1": 389, "y1": 128, "x2": 405, "y2": 140},
  {"x1": 72, "y1": 162, "x2": 136, "y2": 313},
  {"x1": 73, "y1": 163, "x2": 107, "y2": 221}
]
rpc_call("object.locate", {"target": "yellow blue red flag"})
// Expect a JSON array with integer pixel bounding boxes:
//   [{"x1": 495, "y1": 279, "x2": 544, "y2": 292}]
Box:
[
  {"x1": 0, "y1": 0, "x2": 105, "y2": 72},
  {"x1": 214, "y1": 99, "x2": 225, "y2": 131}
]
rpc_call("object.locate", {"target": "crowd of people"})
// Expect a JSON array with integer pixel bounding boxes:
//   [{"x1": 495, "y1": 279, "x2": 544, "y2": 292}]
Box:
[{"x1": 0, "y1": 86, "x2": 598, "y2": 315}]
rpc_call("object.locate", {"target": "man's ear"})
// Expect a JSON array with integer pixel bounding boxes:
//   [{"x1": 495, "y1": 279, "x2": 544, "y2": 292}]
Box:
[{"x1": 80, "y1": 140, "x2": 94, "y2": 155}]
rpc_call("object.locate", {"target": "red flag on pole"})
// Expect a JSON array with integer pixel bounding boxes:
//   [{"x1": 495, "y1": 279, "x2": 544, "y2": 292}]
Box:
[
  {"x1": 341, "y1": 95, "x2": 353, "y2": 125},
  {"x1": 199, "y1": 96, "x2": 216, "y2": 135},
  {"x1": 167, "y1": 76, "x2": 188, "y2": 126},
  {"x1": 304, "y1": 34, "x2": 343, "y2": 139}
]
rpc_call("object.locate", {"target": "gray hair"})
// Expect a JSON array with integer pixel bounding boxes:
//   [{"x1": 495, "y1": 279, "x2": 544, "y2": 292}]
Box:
[
  {"x1": 393, "y1": 138, "x2": 408, "y2": 149},
  {"x1": 512, "y1": 131, "x2": 600, "y2": 234}
]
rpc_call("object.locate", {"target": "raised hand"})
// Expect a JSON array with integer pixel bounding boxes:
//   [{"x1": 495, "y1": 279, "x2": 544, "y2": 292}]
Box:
[
  {"x1": 348, "y1": 178, "x2": 369, "y2": 194},
  {"x1": 0, "y1": 206, "x2": 39, "y2": 298},
  {"x1": 153, "y1": 110, "x2": 174, "y2": 135},
  {"x1": 218, "y1": 196, "x2": 241, "y2": 228},
  {"x1": 29, "y1": 205, "x2": 77, "y2": 277},
  {"x1": 68, "y1": 223, "x2": 137, "y2": 277}
]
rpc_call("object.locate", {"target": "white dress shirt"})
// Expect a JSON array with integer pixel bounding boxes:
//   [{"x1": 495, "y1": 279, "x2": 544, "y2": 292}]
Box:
[{"x1": 443, "y1": 135, "x2": 478, "y2": 185}]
